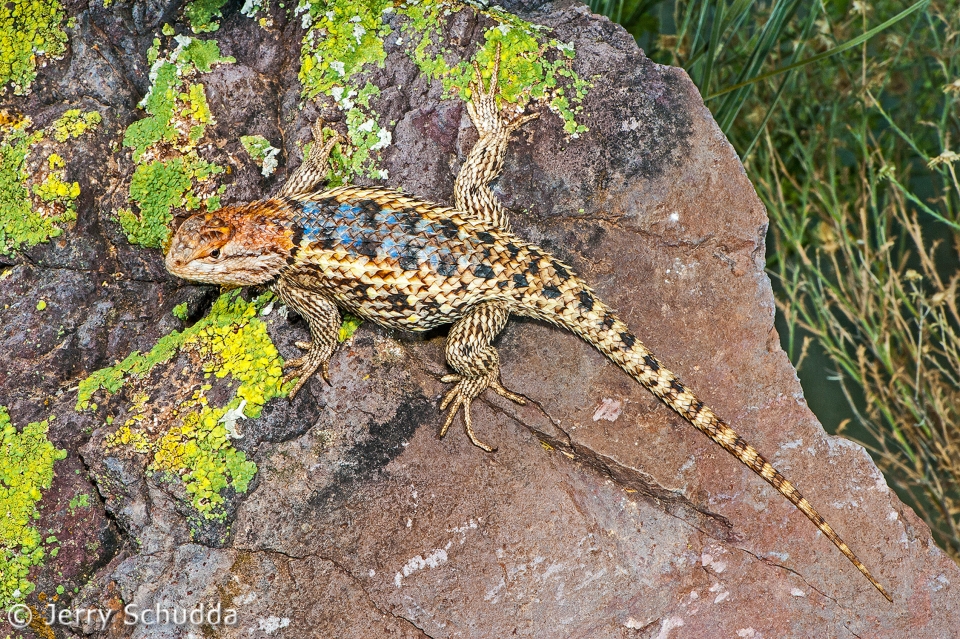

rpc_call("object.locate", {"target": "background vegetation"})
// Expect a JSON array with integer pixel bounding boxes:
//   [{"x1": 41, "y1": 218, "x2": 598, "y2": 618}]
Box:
[{"x1": 588, "y1": 0, "x2": 960, "y2": 560}]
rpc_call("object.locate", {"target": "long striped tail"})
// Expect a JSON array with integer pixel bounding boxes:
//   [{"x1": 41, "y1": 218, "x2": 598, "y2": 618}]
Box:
[{"x1": 523, "y1": 271, "x2": 891, "y2": 601}]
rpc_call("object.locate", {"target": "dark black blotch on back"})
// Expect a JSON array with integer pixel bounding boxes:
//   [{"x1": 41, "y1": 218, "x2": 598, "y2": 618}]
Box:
[
  {"x1": 643, "y1": 354, "x2": 660, "y2": 372},
  {"x1": 437, "y1": 259, "x2": 458, "y2": 277},
  {"x1": 398, "y1": 208, "x2": 422, "y2": 236},
  {"x1": 512, "y1": 273, "x2": 528, "y2": 287},
  {"x1": 543, "y1": 286, "x2": 562, "y2": 299},
  {"x1": 620, "y1": 332, "x2": 635, "y2": 348},
  {"x1": 357, "y1": 199, "x2": 379, "y2": 225},
  {"x1": 386, "y1": 292, "x2": 408, "y2": 308},
  {"x1": 477, "y1": 231, "x2": 496, "y2": 244},
  {"x1": 291, "y1": 225, "x2": 304, "y2": 248},
  {"x1": 438, "y1": 218, "x2": 459, "y2": 239},
  {"x1": 398, "y1": 240, "x2": 423, "y2": 270},
  {"x1": 474, "y1": 264, "x2": 495, "y2": 279},
  {"x1": 579, "y1": 291, "x2": 594, "y2": 310}
]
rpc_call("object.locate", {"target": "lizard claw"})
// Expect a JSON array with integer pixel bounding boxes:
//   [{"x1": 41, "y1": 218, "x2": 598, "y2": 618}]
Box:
[
  {"x1": 437, "y1": 370, "x2": 526, "y2": 452},
  {"x1": 305, "y1": 117, "x2": 342, "y2": 173},
  {"x1": 282, "y1": 350, "x2": 331, "y2": 398},
  {"x1": 490, "y1": 378, "x2": 527, "y2": 405},
  {"x1": 466, "y1": 42, "x2": 538, "y2": 136}
]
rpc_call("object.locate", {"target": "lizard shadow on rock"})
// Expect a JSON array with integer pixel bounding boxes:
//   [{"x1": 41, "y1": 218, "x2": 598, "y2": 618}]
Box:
[{"x1": 307, "y1": 395, "x2": 433, "y2": 513}]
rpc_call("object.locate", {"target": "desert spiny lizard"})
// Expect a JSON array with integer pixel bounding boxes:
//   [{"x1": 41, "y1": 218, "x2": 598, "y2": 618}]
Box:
[{"x1": 164, "y1": 52, "x2": 891, "y2": 602}]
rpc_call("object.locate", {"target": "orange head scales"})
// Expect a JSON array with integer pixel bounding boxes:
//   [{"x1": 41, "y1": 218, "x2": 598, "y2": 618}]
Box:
[{"x1": 165, "y1": 200, "x2": 296, "y2": 287}]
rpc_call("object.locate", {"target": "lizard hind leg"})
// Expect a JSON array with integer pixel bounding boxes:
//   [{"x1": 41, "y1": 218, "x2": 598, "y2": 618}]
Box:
[{"x1": 439, "y1": 301, "x2": 526, "y2": 452}]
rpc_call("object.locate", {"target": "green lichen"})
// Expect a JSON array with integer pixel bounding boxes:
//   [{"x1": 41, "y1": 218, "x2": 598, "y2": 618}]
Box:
[
  {"x1": 67, "y1": 492, "x2": 90, "y2": 513},
  {"x1": 294, "y1": 1, "x2": 589, "y2": 183},
  {"x1": 0, "y1": 0, "x2": 69, "y2": 95},
  {"x1": 118, "y1": 156, "x2": 222, "y2": 248},
  {"x1": 172, "y1": 302, "x2": 189, "y2": 320},
  {"x1": 83, "y1": 291, "x2": 287, "y2": 521},
  {"x1": 49, "y1": 110, "x2": 102, "y2": 142},
  {"x1": 330, "y1": 81, "x2": 391, "y2": 182},
  {"x1": 240, "y1": 134, "x2": 280, "y2": 177},
  {"x1": 1, "y1": 111, "x2": 98, "y2": 255},
  {"x1": 295, "y1": 0, "x2": 394, "y2": 181},
  {"x1": 296, "y1": 0, "x2": 392, "y2": 97},
  {"x1": 178, "y1": 36, "x2": 234, "y2": 73},
  {"x1": 338, "y1": 312, "x2": 362, "y2": 342},
  {"x1": 240, "y1": 0, "x2": 269, "y2": 22},
  {"x1": 0, "y1": 407, "x2": 67, "y2": 608},
  {"x1": 117, "y1": 36, "x2": 232, "y2": 248},
  {"x1": 184, "y1": 0, "x2": 229, "y2": 33},
  {"x1": 400, "y1": 2, "x2": 589, "y2": 135}
]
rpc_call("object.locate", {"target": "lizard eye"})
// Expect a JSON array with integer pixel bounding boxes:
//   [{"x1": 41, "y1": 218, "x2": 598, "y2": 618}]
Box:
[{"x1": 210, "y1": 248, "x2": 221, "y2": 259}]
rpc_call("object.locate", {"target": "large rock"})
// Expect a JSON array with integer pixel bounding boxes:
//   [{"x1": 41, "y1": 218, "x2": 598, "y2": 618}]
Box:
[{"x1": 2, "y1": 1, "x2": 957, "y2": 637}]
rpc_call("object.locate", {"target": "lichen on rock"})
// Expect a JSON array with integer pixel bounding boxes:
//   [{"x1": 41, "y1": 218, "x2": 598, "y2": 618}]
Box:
[
  {"x1": 240, "y1": 134, "x2": 281, "y2": 177},
  {"x1": 293, "y1": 0, "x2": 590, "y2": 186},
  {"x1": 184, "y1": 0, "x2": 229, "y2": 33},
  {"x1": 0, "y1": 0, "x2": 69, "y2": 95},
  {"x1": 0, "y1": 111, "x2": 99, "y2": 255},
  {"x1": 116, "y1": 35, "x2": 234, "y2": 249},
  {"x1": 0, "y1": 407, "x2": 67, "y2": 609},
  {"x1": 400, "y1": 1, "x2": 590, "y2": 135},
  {"x1": 79, "y1": 291, "x2": 287, "y2": 522}
]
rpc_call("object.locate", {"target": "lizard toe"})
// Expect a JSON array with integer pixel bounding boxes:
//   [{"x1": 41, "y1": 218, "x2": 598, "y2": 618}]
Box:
[
  {"x1": 463, "y1": 404, "x2": 496, "y2": 452},
  {"x1": 282, "y1": 350, "x2": 330, "y2": 398},
  {"x1": 437, "y1": 373, "x2": 502, "y2": 451},
  {"x1": 490, "y1": 378, "x2": 526, "y2": 405}
]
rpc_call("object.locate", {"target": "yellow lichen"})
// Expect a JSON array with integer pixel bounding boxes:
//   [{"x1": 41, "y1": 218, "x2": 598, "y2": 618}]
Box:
[
  {"x1": 0, "y1": 407, "x2": 67, "y2": 608},
  {"x1": 0, "y1": 0, "x2": 69, "y2": 95},
  {"x1": 1, "y1": 110, "x2": 99, "y2": 255},
  {"x1": 82, "y1": 291, "x2": 287, "y2": 522}
]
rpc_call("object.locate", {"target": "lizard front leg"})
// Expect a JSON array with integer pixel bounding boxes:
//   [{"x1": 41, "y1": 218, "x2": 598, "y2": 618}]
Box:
[
  {"x1": 440, "y1": 301, "x2": 526, "y2": 451},
  {"x1": 277, "y1": 119, "x2": 342, "y2": 198},
  {"x1": 273, "y1": 277, "x2": 341, "y2": 397},
  {"x1": 454, "y1": 44, "x2": 539, "y2": 231}
]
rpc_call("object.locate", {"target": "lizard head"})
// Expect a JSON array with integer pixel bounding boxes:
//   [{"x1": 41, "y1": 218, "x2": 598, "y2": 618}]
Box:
[{"x1": 165, "y1": 203, "x2": 291, "y2": 286}]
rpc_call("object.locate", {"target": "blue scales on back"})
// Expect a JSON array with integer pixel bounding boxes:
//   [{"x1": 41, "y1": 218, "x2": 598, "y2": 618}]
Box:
[
  {"x1": 289, "y1": 195, "x2": 476, "y2": 277},
  {"x1": 279, "y1": 187, "x2": 539, "y2": 330}
]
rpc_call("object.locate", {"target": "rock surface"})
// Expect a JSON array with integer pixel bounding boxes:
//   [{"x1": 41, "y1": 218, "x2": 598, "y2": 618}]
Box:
[{"x1": 2, "y1": 1, "x2": 959, "y2": 637}]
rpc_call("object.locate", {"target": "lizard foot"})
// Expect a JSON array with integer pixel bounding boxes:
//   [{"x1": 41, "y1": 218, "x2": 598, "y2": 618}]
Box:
[
  {"x1": 309, "y1": 119, "x2": 343, "y2": 165},
  {"x1": 282, "y1": 344, "x2": 332, "y2": 398},
  {"x1": 467, "y1": 42, "x2": 539, "y2": 137},
  {"x1": 438, "y1": 370, "x2": 526, "y2": 452}
]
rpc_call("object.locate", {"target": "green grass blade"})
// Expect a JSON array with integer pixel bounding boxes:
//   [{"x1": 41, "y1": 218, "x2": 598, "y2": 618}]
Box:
[
  {"x1": 715, "y1": 0, "x2": 801, "y2": 130},
  {"x1": 741, "y1": 2, "x2": 822, "y2": 157},
  {"x1": 706, "y1": 0, "x2": 930, "y2": 101},
  {"x1": 701, "y1": 0, "x2": 726, "y2": 95}
]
